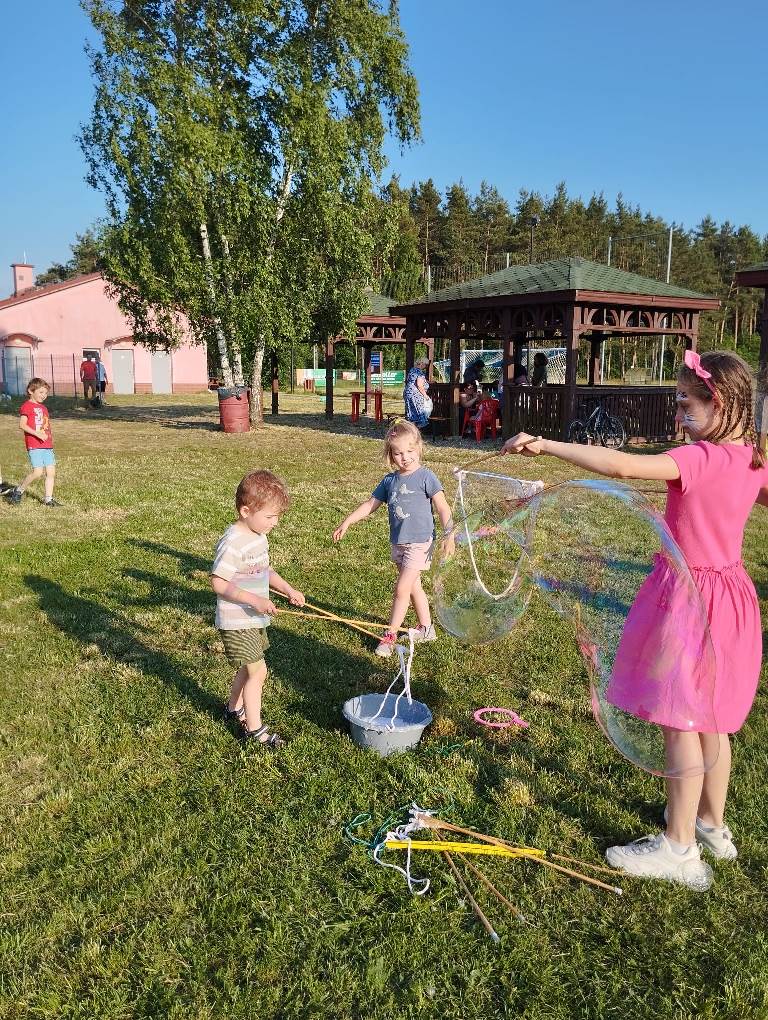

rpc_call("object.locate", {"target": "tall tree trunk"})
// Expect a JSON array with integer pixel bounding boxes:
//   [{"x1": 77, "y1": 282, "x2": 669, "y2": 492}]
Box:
[
  {"x1": 220, "y1": 234, "x2": 245, "y2": 385},
  {"x1": 734, "y1": 301, "x2": 739, "y2": 349},
  {"x1": 249, "y1": 342, "x2": 265, "y2": 424},
  {"x1": 199, "y1": 222, "x2": 234, "y2": 388},
  {"x1": 248, "y1": 163, "x2": 294, "y2": 425}
]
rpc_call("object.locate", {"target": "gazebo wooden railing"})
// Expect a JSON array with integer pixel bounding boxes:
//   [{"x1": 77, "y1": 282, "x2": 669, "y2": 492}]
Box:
[{"x1": 504, "y1": 385, "x2": 678, "y2": 442}]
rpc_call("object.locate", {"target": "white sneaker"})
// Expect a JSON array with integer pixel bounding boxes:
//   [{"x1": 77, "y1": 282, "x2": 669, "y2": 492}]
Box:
[
  {"x1": 695, "y1": 819, "x2": 738, "y2": 860},
  {"x1": 375, "y1": 632, "x2": 397, "y2": 658},
  {"x1": 663, "y1": 806, "x2": 738, "y2": 860},
  {"x1": 605, "y1": 833, "x2": 713, "y2": 891},
  {"x1": 412, "y1": 624, "x2": 437, "y2": 643}
]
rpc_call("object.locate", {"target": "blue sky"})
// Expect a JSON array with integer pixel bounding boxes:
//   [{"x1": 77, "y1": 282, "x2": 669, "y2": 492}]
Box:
[{"x1": 1, "y1": 0, "x2": 766, "y2": 293}]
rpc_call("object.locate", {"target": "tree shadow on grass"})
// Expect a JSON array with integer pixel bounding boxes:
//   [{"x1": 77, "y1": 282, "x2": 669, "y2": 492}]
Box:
[
  {"x1": 24, "y1": 573, "x2": 222, "y2": 723},
  {"x1": 31, "y1": 401, "x2": 222, "y2": 432},
  {"x1": 26, "y1": 571, "x2": 411, "y2": 733}
]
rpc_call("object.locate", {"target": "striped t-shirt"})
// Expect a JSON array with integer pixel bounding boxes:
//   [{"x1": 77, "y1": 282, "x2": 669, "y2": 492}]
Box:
[{"x1": 212, "y1": 523, "x2": 272, "y2": 630}]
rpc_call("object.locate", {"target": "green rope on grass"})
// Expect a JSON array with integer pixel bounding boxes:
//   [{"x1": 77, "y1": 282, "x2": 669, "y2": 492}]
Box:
[{"x1": 343, "y1": 804, "x2": 413, "y2": 853}]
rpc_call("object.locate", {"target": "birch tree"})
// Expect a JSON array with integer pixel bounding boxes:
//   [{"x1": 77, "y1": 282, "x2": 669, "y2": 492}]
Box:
[{"x1": 81, "y1": 0, "x2": 419, "y2": 420}]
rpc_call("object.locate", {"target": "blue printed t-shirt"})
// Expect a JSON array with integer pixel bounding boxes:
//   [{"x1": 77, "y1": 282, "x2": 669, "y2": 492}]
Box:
[{"x1": 372, "y1": 467, "x2": 443, "y2": 545}]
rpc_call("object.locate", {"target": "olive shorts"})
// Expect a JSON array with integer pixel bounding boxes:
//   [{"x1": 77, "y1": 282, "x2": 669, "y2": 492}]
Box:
[{"x1": 218, "y1": 626, "x2": 270, "y2": 669}]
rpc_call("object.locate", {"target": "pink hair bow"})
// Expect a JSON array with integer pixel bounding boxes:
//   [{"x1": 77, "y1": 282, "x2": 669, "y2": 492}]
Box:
[{"x1": 684, "y1": 349, "x2": 719, "y2": 402}]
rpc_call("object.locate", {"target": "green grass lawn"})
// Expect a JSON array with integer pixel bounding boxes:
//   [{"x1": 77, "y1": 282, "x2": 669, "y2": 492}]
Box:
[{"x1": 1, "y1": 392, "x2": 766, "y2": 1020}]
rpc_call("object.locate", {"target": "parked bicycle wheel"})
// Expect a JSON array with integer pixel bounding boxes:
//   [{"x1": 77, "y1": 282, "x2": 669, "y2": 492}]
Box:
[
  {"x1": 567, "y1": 420, "x2": 589, "y2": 444},
  {"x1": 599, "y1": 415, "x2": 626, "y2": 449}
]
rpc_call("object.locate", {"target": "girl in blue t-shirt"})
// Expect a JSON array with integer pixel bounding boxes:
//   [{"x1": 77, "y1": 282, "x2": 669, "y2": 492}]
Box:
[{"x1": 333, "y1": 420, "x2": 453, "y2": 656}]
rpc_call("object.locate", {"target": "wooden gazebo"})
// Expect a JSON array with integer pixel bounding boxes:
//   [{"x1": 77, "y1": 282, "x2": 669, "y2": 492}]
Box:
[
  {"x1": 269, "y1": 291, "x2": 418, "y2": 416},
  {"x1": 735, "y1": 261, "x2": 768, "y2": 372},
  {"x1": 393, "y1": 258, "x2": 720, "y2": 440},
  {"x1": 321, "y1": 291, "x2": 426, "y2": 419}
]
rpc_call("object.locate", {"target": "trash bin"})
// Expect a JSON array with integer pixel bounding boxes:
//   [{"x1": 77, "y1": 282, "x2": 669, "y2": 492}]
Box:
[{"x1": 218, "y1": 386, "x2": 250, "y2": 433}]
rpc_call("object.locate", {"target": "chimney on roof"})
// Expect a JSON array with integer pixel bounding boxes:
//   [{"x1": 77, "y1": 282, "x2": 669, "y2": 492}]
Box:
[{"x1": 11, "y1": 263, "x2": 35, "y2": 297}]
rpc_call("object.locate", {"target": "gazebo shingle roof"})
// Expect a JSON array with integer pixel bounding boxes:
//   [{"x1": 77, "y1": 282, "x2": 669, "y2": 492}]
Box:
[
  {"x1": 394, "y1": 257, "x2": 713, "y2": 310},
  {"x1": 363, "y1": 290, "x2": 398, "y2": 317}
]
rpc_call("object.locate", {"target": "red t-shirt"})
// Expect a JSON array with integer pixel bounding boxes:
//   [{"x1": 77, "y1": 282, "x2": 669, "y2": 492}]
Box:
[
  {"x1": 19, "y1": 400, "x2": 53, "y2": 449},
  {"x1": 81, "y1": 359, "x2": 97, "y2": 380}
]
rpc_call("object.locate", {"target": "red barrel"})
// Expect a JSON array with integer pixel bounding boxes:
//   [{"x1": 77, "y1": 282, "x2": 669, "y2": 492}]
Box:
[{"x1": 218, "y1": 387, "x2": 251, "y2": 433}]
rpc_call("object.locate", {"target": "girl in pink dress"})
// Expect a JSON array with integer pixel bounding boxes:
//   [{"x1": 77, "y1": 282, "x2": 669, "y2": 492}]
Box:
[{"x1": 502, "y1": 350, "x2": 768, "y2": 890}]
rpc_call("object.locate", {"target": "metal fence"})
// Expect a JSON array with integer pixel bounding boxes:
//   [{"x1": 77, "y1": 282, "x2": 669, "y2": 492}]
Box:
[{"x1": 1, "y1": 351, "x2": 84, "y2": 397}]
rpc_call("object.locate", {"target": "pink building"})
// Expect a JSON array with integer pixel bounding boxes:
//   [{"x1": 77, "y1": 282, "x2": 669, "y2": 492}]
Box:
[{"x1": 0, "y1": 264, "x2": 208, "y2": 396}]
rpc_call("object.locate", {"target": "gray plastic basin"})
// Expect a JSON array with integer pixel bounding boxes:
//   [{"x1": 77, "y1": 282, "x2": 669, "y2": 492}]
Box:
[{"x1": 342, "y1": 693, "x2": 432, "y2": 757}]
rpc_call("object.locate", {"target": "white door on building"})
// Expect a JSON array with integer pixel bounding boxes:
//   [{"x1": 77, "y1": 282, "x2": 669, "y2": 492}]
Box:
[
  {"x1": 151, "y1": 351, "x2": 173, "y2": 394},
  {"x1": 112, "y1": 350, "x2": 135, "y2": 394},
  {"x1": 2, "y1": 346, "x2": 32, "y2": 396}
]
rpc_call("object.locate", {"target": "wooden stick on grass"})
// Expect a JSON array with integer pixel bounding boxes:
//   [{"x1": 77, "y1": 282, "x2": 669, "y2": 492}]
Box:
[
  {"x1": 442, "y1": 851, "x2": 500, "y2": 944},
  {"x1": 457, "y1": 854, "x2": 527, "y2": 924},
  {"x1": 417, "y1": 814, "x2": 623, "y2": 896}
]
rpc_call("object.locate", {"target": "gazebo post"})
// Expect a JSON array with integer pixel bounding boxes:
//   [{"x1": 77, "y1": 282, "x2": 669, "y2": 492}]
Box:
[
  {"x1": 324, "y1": 338, "x2": 335, "y2": 418},
  {"x1": 501, "y1": 308, "x2": 513, "y2": 438},
  {"x1": 759, "y1": 292, "x2": 768, "y2": 372},
  {"x1": 561, "y1": 306, "x2": 581, "y2": 439},
  {"x1": 756, "y1": 294, "x2": 768, "y2": 450},
  {"x1": 448, "y1": 312, "x2": 461, "y2": 436},
  {"x1": 426, "y1": 338, "x2": 435, "y2": 381},
  {"x1": 363, "y1": 343, "x2": 372, "y2": 414},
  {"x1": 588, "y1": 332, "x2": 603, "y2": 385},
  {"x1": 405, "y1": 323, "x2": 415, "y2": 372},
  {"x1": 686, "y1": 312, "x2": 700, "y2": 353},
  {"x1": 270, "y1": 349, "x2": 279, "y2": 414}
]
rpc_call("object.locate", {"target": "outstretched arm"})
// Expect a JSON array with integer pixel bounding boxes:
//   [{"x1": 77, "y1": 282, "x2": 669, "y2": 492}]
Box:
[
  {"x1": 333, "y1": 497, "x2": 383, "y2": 541},
  {"x1": 501, "y1": 433, "x2": 681, "y2": 482},
  {"x1": 757, "y1": 485, "x2": 768, "y2": 508}
]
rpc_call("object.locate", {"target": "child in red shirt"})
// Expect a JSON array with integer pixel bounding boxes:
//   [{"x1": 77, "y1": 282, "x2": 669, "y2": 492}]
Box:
[{"x1": 5, "y1": 377, "x2": 61, "y2": 507}]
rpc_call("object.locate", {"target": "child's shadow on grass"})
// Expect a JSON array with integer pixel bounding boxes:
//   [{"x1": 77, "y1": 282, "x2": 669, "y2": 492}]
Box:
[
  {"x1": 24, "y1": 573, "x2": 222, "y2": 723},
  {"x1": 120, "y1": 563, "x2": 438, "y2": 730}
]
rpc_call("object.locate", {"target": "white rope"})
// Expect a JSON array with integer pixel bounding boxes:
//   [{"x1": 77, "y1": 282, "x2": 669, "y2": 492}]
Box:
[
  {"x1": 368, "y1": 628, "x2": 416, "y2": 730},
  {"x1": 455, "y1": 470, "x2": 531, "y2": 600},
  {"x1": 371, "y1": 802, "x2": 435, "y2": 895}
]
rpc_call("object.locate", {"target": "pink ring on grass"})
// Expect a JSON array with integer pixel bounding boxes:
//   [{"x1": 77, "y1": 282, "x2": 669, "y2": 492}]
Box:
[{"x1": 473, "y1": 707, "x2": 529, "y2": 730}]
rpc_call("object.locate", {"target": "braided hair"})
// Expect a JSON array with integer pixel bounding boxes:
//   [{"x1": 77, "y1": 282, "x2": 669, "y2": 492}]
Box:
[{"x1": 677, "y1": 350, "x2": 765, "y2": 469}]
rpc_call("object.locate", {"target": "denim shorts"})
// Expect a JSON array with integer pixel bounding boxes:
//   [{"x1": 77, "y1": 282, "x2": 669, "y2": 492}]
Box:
[{"x1": 28, "y1": 448, "x2": 56, "y2": 468}]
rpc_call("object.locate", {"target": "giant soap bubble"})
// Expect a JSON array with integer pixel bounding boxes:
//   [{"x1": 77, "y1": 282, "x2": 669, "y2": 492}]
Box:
[
  {"x1": 432, "y1": 472, "x2": 718, "y2": 777},
  {"x1": 431, "y1": 472, "x2": 542, "y2": 644}
]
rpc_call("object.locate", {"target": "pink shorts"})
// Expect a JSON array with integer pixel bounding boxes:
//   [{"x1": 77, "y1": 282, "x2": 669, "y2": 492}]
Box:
[{"x1": 390, "y1": 540, "x2": 434, "y2": 571}]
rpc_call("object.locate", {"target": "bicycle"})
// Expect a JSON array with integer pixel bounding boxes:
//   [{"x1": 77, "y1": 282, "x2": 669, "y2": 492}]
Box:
[{"x1": 568, "y1": 400, "x2": 626, "y2": 449}]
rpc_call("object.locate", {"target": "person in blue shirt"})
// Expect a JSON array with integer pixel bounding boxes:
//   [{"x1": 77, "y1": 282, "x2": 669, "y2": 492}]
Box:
[{"x1": 333, "y1": 420, "x2": 453, "y2": 656}]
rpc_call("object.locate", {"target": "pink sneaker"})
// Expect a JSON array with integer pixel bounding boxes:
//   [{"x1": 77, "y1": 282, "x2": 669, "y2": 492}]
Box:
[{"x1": 375, "y1": 632, "x2": 397, "y2": 658}]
